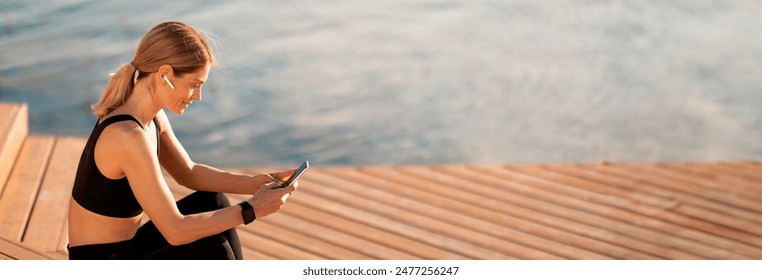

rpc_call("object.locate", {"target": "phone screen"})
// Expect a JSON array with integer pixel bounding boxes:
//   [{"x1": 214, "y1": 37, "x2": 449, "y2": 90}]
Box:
[{"x1": 276, "y1": 160, "x2": 309, "y2": 188}]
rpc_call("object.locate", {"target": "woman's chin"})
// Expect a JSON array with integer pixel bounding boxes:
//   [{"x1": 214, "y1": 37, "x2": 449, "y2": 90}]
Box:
[{"x1": 167, "y1": 106, "x2": 186, "y2": 115}]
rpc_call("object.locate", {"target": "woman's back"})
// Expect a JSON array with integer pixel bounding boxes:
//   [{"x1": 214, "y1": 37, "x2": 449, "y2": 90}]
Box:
[{"x1": 68, "y1": 115, "x2": 159, "y2": 246}]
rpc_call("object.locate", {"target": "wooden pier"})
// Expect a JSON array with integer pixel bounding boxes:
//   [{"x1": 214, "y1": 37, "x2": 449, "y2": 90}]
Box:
[{"x1": 1, "y1": 102, "x2": 762, "y2": 259}]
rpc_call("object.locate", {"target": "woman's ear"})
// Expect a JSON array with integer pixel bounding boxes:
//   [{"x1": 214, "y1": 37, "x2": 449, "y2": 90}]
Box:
[{"x1": 156, "y1": 64, "x2": 175, "y2": 89}]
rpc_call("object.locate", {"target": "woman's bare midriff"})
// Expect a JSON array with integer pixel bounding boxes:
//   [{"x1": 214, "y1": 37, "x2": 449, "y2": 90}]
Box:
[{"x1": 67, "y1": 198, "x2": 144, "y2": 247}]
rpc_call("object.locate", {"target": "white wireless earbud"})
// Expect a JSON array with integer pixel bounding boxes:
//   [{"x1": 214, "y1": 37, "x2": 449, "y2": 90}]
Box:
[{"x1": 162, "y1": 74, "x2": 175, "y2": 89}]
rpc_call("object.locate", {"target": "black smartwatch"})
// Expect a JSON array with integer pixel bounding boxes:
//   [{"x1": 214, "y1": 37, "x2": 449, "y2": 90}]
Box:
[{"x1": 238, "y1": 201, "x2": 256, "y2": 225}]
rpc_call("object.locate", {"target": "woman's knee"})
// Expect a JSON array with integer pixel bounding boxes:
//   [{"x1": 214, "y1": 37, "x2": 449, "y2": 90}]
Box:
[
  {"x1": 177, "y1": 191, "x2": 230, "y2": 214},
  {"x1": 145, "y1": 234, "x2": 236, "y2": 260}
]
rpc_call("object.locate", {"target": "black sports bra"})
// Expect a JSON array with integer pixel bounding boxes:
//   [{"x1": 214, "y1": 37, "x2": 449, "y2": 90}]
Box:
[{"x1": 71, "y1": 115, "x2": 160, "y2": 218}]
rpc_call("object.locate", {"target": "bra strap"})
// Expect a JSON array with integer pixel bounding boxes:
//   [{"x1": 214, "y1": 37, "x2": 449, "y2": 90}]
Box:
[
  {"x1": 98, "y1": 115, "x2": 144, "y2": 130},
  {"x1": 96, "y1": 115, "x2": 160, "y2": 156}
]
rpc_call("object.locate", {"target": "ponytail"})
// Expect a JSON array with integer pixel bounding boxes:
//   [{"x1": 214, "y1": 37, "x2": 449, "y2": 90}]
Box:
[{"x1": 92, "y1": 63, "x2": 137, "y2": 118}]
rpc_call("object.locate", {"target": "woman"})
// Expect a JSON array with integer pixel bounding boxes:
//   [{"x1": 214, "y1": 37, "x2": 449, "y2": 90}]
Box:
[{"x1": 67, "y1": 21, "x2": 298, "y2": 259}]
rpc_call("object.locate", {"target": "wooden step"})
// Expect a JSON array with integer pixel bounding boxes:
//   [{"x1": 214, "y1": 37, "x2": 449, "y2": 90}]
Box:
[
  {"x1": 0, "y1": 236, "x2": 51, "y2": 260},
  {"x1": 0, "y1": 103, "x2": 28, "y2": 191},
  {"x1": 23, "y1": 137, "x2": 86, "y2": 255},
  {"x1": 0, "y1": 136, "x2": 55, "y2": 241}
]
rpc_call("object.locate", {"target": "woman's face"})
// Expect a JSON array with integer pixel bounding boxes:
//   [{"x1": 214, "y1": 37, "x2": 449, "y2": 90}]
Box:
[{"x1": 164, "y1": 64, "x2": 210, "y2": 115}]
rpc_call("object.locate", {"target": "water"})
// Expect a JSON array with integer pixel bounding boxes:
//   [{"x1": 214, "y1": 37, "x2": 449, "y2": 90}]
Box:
[{"x1": 2, "y1": 0, "x2": 762, "y2": 167}]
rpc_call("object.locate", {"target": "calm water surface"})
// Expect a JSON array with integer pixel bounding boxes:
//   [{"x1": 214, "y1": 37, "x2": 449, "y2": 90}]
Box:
[{"x1": 1, "y1": 0, "x2": 761, "y2": 167}]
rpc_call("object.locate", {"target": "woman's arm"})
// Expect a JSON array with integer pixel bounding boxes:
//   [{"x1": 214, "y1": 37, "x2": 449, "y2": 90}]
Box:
[
  {"x1": 155, "y1": 110, "x2": 292, "y2": 194},
  {"x1": 105, "y1": 121, "x2": 294, "y2": 245}
]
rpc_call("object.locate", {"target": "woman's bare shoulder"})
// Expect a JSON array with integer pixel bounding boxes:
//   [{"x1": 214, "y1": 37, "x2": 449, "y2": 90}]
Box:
[
  {"x1": 94, "y1": 120, "x2": 156, "y2": 178},
  {"x1": 99, "y1": 120, "x2": 153, "y2": 152}
]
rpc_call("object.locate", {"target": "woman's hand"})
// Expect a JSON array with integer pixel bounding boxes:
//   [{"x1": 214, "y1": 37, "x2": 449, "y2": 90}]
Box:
[
  {"x1": 267, "y1": 169, "x2": 298, "y2": 187},
  {"x1": 247, "y1": 169, "x2": 299, "y2": 219}
]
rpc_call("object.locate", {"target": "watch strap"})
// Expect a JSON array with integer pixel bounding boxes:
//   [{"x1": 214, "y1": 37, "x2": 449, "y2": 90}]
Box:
[{"x1": 238, "y1": 201, "x2": 256, "y2": 225}]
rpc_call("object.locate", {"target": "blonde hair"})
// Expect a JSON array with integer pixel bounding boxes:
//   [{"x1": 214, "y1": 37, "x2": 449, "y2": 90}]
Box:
[{"x1": 92, "y1": 21, "x2": 216, "y2": 118}]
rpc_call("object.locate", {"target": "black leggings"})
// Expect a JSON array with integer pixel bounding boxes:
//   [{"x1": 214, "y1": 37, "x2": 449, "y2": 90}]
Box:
[{"x1": 68, "y1": 191, "x2": 242, "y2": 260}]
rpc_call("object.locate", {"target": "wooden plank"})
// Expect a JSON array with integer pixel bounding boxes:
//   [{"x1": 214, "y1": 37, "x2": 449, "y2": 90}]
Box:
[
  {"x1": 665, "y1": 163, "x2": 762, "y2": 199},
  {"x1": 286, "y1": 184, "x2": 513, "y2": 259},
  {"x1": 670, "y1": 163, "x2": 762, "y2": 197},
  {"x1": 242, "y1": 221, "x2": 371, "y2": 259},
  {"x1": 296, "y1": 173, "x2": 525, "y2": 259},
  {"x1": 0, "y1": 136, "x2": 55, "y2": 241},
  {"x1": 452, "y1": 165, "x2": 743, "y2": 259},
  {"x1": 0, "y1": 235, "x2": 51, "y2": 260},
  {"x1": 239, "y1": 167, "x2": 502, "y2": 259},
  {"x1": 23, "y1": 137, "x2": 85, "y2": 252},
  {"x1": 268, "y1": 211, "x2": 419, "y2": 259},
  {"x1": 590, "y1": 164, "x2": 758, "y2": 212},
  {"x1": 592, "y1": 164, "x2": 762, "y2": 249},
  {"x1": 430, "y1": 165, "x2": 700, "y2": 259},
  {"x1": 242, "y1": 249, "x2": 277, "y2": 260},
  {"x1": 617, "y1": 164, "x2": 762, "y2": 212},
  {"x1": 238, "y1": 228, "x2": 325, "y2": 260},
  {"x1": 0, "y1": 103, "x2": 28, "y2": 191},
  {"x1": 501, "y1": 164, "x2": 756, "y2": 259},
  {"x1": 278, "y1": 202, "x2": 456, "y2": 259},
  {"x1": 320, "y1": 167, "x2": 610, "y2": 259},
  {"x1": 360, "y1": 166, "x2": 659, "y2": 259},
  {"x1": 48, "y1": 251, "x2": 68, "y2": 260},
  {"x1": 546, "y1": 164, "x2": 762, "y2": 248},
  {"x1": 523, "y1": 164, "x2": 762, "y2": 250},
  {"x1": 714, "y1": 162, "x2": 762, "y2": 183},
  {"x1": 56, "y1": 214, "x2": 69, "y2": 256},
  {"x1": 551, "y1": 164, "x2": 762, "y2": 225}
]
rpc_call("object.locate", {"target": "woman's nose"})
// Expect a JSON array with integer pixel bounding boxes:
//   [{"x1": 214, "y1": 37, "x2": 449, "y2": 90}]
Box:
[{"x1": 193, "y1": 88, "x2": 202, "y2": 101}]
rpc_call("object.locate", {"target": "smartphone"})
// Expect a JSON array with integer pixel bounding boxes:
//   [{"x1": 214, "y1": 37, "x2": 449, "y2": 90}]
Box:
[{"x1": 274, "y1": 160, "x2": 309, "y2": 188}]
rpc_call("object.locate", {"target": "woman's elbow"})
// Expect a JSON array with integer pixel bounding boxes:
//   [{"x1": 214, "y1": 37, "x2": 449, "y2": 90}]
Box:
[
  {"x1": 166, "y1": 237, "x2": 190, "y2": 246},
  {"x1": 155, "y1": 225, "x2": 180, "y2": 246},
  {"x1": 155, "y1": 220, "x2": 193, "y2": 246},
  {"x1": 163, "y1": 228, "x2": 193, "y2": 246}
]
